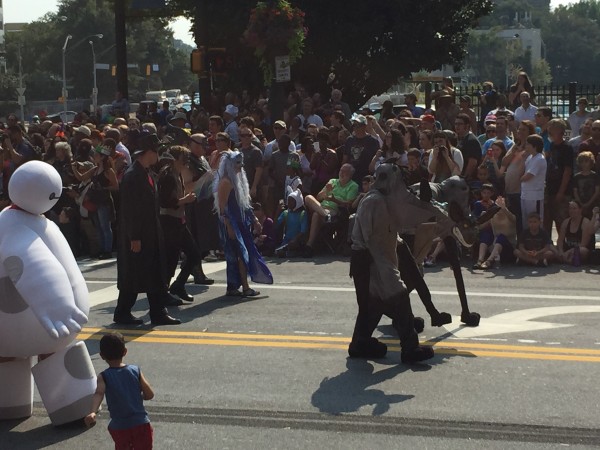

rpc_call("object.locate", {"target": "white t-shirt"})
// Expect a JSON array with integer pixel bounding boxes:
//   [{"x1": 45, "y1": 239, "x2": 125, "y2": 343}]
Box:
[
  {"x1": 514, "y1": 104, "x2": 537, "y2": 124},
  {"x1": 521, "y1": 153, "x2": 546, "y2": 200},
  {"x1": 296, "y1": 114, "x2": 323, "y2": 131}
]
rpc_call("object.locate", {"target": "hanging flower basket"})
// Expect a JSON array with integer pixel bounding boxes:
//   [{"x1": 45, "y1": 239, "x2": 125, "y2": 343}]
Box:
[{"x1": 242, "y1": 0, "x2": 307, "y2": 85}]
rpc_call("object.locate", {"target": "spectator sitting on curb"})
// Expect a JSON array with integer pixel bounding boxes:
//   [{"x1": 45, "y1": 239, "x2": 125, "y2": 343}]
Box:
[
  {"x1": 275, "y1": 190, "x2": 309, "y2": 258},
  {"x1": 513, "y1": 212, "x2": 557, "y2": 267}
]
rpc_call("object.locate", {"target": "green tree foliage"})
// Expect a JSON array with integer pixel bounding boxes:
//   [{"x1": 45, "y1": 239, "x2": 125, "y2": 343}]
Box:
[
  {"x1": 542, "y1": 1, "x2": 600, "y2": 84},
  {"x1": 3, "y1": 0, "x2": 195, "y2": 104},
  {"x1": 173, "y1": 0, "x2": 493, "y2": 110}
]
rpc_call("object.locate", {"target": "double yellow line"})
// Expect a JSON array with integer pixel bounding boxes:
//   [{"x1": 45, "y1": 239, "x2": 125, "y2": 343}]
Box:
[{"x1": 79, "y1": 328, "x2": 600, "y2": 363}]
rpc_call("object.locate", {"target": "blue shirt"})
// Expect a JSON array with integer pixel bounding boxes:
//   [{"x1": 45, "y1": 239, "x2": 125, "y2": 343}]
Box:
[
  {"x1": 277, "y1": 208, "x2": 308, "y2": 245},
  {"x1": 101, "y1": 364, "x2": 150, "y2": 430},
  {"x1": 482, "y1": 136, "x2": 514, "y2": 155}
]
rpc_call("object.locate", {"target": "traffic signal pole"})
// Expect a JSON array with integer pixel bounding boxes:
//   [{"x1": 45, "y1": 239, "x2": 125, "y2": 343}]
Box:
[
  {"x1": 194, "y1": 1, "x2": 211, "y2": 112},
  {"x1": 115, "y1": 0, "x2": 128, "y2": 100}
]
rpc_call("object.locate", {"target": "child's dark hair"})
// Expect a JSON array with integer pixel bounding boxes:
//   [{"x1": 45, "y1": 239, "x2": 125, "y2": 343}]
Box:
[
  {"x1": 362, "y1": 175, "x2": 373, "y2": 183},
  {"x1": 100, "y1": 332, "x2": 126, "y2": 361},
  {"x1": 526, "y1": 134, "x2": 544, "y2": 153},
  {"x1": 407, "y1": 148, "x2": 421, "y2": 159}
]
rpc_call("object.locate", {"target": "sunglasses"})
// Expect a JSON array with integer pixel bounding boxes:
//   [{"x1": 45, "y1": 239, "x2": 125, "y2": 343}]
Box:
[{"x1": 240, "y1": 134, "x2": 252, "y2": 137}]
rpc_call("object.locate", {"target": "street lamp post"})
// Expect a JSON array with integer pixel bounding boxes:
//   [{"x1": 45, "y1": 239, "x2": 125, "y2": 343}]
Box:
[
  {"x1": 62, "y1": 34, "x2": 72, "y2": 123},
  {"x1": 88, "y1": 34, "x2": 103, "y2": 115}
]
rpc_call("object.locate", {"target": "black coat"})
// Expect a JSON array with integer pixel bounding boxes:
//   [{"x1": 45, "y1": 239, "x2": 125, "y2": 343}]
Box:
[{"x1": 117, "y1": 161, "x2": 167, "y2": 293}]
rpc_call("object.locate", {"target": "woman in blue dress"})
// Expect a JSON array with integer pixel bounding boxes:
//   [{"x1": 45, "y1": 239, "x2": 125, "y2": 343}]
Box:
[{"x1": 214, "y1": 151, "x2": 273, "y2": 296}]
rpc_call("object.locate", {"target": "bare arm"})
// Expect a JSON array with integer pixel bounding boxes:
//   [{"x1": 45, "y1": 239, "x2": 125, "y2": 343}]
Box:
[
  {"x1": 84, "y1": 374, "x2": 106, "y2": 427},
  {"x1": 369, "y1": 149, "x2": 383, "y2": 174},
  {"x1": 71, "y1": 163, "x2": 96, "y2": 182},
  {"x1": 106, "y1": 168, "x2": 119, "y2": 191},
  {"x1": 140, "y1": 371, "x2": 155, "y2": 400},
  {"x1": 521, "y1": 172, "x2": 535, "y2": 182}
]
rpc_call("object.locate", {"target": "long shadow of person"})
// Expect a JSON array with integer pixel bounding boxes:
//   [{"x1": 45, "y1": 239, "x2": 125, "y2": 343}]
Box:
[{"x1": 311, "y1": 359, "x2": 421, "y2": 416}]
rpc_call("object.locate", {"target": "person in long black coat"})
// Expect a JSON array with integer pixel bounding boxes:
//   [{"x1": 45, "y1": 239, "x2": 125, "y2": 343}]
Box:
[{"x1": 113, "y1": 132, "x2": 181, "y2": 326}]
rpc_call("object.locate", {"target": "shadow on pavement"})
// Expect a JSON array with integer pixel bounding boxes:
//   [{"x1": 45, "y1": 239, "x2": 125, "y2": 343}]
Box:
[
  {"x1": 0, "y1": 418, "x2": 88, "y2": 450},
  {"x1": 312, "y1": 358, "x2": 422, "y2": 416}
]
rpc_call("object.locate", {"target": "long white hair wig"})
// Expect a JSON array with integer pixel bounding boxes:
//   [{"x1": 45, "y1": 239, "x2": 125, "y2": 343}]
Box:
[{"x1": 213, "y1": 150, "x2": 251, "y2": 214}]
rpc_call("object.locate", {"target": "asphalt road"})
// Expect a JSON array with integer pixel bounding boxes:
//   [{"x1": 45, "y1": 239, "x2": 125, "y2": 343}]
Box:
[{"x1": 3, "y1": 255, "x2": 600, "y2": 449}]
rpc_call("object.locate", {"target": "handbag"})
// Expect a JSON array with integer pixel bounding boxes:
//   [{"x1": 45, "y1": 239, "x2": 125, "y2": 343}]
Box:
[{"x1": 76, "y1": 181, "x2": 97, "y2": 217}]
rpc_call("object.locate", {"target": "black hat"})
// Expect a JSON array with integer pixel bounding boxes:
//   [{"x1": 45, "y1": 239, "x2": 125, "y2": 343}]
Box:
[{"x1": 134, "y1": 132, "x2": 160, "y2": 155}]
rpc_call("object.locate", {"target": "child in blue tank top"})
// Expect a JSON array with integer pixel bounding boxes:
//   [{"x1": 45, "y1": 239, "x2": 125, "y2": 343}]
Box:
[{"x1": 85, "y1": 332, "x2": 155, "y2": 449}]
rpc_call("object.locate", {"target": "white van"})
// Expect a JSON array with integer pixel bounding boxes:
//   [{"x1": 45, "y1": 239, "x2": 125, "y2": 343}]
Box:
[
  {"x1": 166, "y1": 89, "x2": 184, "y2": 105},
  {"x1": 146, "y1": 90, "x2": 167, "y2": 103}
]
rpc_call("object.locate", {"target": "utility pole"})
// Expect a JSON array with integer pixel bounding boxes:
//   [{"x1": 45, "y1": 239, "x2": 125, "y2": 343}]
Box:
[
  {"x1": 115, "y1": 0, "x2": 128, "y2": 99},
  {"x1": 195, "y1": 1, "x2": 211, "y2": 111},
  {"x1": 16, "y1": 45, "x2": 25, "y2": 122}
]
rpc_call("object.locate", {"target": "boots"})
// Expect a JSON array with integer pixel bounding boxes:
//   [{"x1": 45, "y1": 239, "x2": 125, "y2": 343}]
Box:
[
  {"x1": 348, "y1": 337, "x2": 388, "y2": 358},
  {"x1": 192, "y1": 264, "x2": 214, "y2": 285}
]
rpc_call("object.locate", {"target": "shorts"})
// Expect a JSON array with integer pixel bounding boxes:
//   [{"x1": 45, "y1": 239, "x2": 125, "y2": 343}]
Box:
[
  {"x1": 494, "y1": 234, "x2": 516, "y2": 263},
  {"x1": 109, "y1": 422, "x2": 153, "y2": 450}
]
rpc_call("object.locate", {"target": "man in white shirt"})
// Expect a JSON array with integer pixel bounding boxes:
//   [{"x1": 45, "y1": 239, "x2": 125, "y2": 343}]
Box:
[
  {"x1": 105, "y1": 128, "x2": 131, "y2": 166},
  {"x1": 297, "y1": 99, "x2": 323, "y2": 132},
  {"x1": 513, "y1": 92, "x2": 537, "y2": 125},
  {"x1": 520, "y1": 134, "x2": 547, "y2": 230}
]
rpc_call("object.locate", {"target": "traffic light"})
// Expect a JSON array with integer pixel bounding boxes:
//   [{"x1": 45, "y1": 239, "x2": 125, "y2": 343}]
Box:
[
  {"x1": 206, "y1": 48, "x2": 232, "y2": 75},
  {"x1": 190, "y1": 49, "x2": 203, "y2": 74}
]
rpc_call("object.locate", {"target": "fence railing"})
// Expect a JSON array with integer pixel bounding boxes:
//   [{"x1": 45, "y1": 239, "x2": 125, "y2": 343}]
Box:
[{"x1": 452, "y1": 82, "x2": 600, "y2": 122}]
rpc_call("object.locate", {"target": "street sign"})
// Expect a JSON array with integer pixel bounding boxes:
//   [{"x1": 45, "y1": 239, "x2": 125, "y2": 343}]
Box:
[
  {"x1": 95, "y1": 63, "x2": 110, "y2": 70},
  {"x1": 441, "y1": 305, "x2": 600, "y2": 338},
  {"x1": 16, "y1": 87, "x2": 25, "y2": 96},
  {"x1": 17, "y1": 96, "x2": 25, "y2": 106},
  {"x1": 275, "y1": 56, "x2": 291, "y2": 82}
]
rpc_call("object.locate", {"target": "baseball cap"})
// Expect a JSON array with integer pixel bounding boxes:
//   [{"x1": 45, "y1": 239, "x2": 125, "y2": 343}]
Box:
[{"x1": 351, "y1": 114, "x2": 367, "y2": 125}]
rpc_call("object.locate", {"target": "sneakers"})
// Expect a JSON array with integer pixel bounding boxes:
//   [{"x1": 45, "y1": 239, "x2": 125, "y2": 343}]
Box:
[
  {"x1": 452, "y1": 225, "x2": 472, "y2": 248},
  {"x1": 325, "y1": 213, "x2": 332, "y2": 224},
  {"x1": 401, "y1": 345, "x2": 435, "y2": 364}
]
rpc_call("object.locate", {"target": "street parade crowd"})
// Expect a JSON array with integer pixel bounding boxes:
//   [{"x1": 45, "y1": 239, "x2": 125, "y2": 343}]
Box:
[{"x1": 4, "y1": 72, "x2": 600, "y2": 447}]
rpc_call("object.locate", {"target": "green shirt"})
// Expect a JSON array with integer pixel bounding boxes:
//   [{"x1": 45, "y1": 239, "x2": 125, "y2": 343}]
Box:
[{"x1": 320, "y1": 178, "x2": 359, "y2": 212}]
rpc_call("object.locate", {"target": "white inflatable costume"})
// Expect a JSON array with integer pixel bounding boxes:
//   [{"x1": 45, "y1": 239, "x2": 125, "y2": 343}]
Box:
[{"x1": 0, "y1": 161, "x2": 95, "y2": 425}]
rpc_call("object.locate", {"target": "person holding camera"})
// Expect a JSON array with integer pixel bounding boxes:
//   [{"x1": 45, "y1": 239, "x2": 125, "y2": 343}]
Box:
[
  {"x1": 427, "y1": 131, "x2": 463, "y2": 182},
  {"x1": 2, "y1": 125, "x2": 38, "y2": 166}
]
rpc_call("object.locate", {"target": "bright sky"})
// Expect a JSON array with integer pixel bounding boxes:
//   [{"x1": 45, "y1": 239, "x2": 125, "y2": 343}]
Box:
[
  {"x1": 1, "y1": 0, "x2": 579, "y2": 47},
  {"x1": 2, "y1": 0, "x2": 195, "y2": 46}
]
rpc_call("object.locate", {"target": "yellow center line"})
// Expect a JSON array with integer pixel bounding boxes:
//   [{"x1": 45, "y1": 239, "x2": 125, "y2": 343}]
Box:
[{"x1": 79, "y1": 328, "x2": 600, "y2": 363}]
